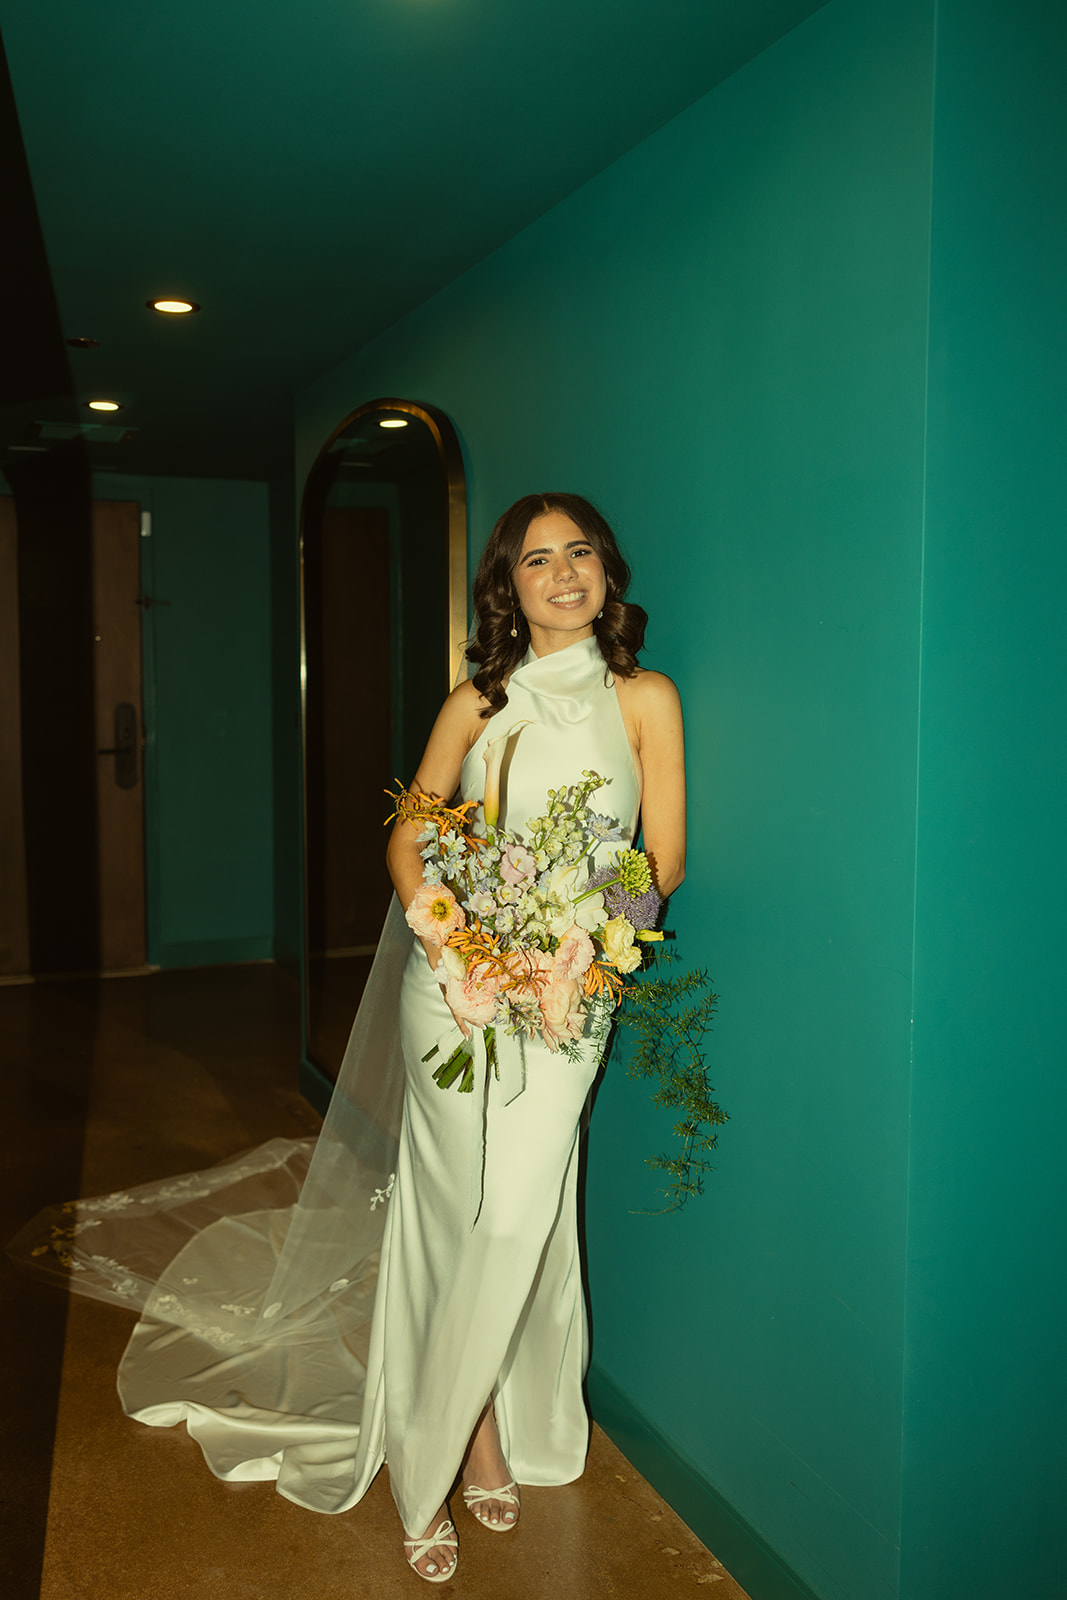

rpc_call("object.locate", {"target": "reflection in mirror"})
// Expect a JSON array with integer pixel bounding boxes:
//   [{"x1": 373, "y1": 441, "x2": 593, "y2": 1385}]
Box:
[{"x1": 301, "y1": 400, "x2": 466, "y2": 1091}]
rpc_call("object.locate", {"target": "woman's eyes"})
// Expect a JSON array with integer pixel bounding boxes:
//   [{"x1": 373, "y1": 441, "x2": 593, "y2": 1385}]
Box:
[{"x1": 523, "y1": 546, "x2": 593, "y2": 568}]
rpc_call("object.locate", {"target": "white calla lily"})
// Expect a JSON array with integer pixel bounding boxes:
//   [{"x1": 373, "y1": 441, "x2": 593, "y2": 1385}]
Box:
[{"x1": 482, "y1": 721, "x2": 532, "y2": 829}]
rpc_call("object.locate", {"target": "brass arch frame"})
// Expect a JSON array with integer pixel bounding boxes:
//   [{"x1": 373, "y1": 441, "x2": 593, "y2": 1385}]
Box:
[{"x1": 298, "y1": 397, "x2": 468, "y2": 705}]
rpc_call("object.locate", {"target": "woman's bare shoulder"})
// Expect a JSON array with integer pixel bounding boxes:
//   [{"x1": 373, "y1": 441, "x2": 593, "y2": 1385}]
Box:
[
  {"x1": 439, "y1": 675, "x2": 492, "y2": 748},
  {"x1": 447, "y1": 675, "x2": 484, "y2": 708},
  {"x1": 616, "y1": 667, "x2": 681, "y2": 712}
]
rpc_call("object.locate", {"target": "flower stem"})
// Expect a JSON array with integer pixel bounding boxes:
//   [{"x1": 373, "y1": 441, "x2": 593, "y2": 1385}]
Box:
[
  {"x1": 432, "y1": 1043, "x2": 474, "y2": 1091},
  {"x1": 574, "y1": 872, "x2": 620, "y2": 905}
]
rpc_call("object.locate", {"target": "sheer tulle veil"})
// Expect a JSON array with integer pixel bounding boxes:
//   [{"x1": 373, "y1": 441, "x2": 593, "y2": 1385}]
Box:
[{"x1": 8, "y1": 896, "x2": 413, "y2": 1356}]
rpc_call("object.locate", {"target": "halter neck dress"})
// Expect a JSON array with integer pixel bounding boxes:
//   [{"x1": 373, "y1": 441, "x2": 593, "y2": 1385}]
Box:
[{"x1": 363, "y1": 632, "x2": 642, "y2": 1534}]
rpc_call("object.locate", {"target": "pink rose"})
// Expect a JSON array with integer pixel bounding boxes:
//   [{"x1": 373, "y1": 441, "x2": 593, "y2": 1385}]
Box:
[
  {"x1": 406, "y1": 883, "x2": 465, "y2": 943},
  {"x1": 539, "y1": 978, "x2": 587, "y2": 1052},
  {"x1": 552, "y1": 925, "x2": 595, "y2": 982}
]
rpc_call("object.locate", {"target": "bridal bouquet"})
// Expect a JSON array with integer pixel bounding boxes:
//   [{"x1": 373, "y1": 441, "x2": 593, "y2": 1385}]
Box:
[{"x1": 390, "y1": 753, "x2": 663, "y2": 1092}]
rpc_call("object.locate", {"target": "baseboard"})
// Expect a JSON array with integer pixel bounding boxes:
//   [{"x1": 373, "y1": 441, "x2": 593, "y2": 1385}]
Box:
[
  {"x1": 299, "y1": 1055, "x2": 334, "y2": 1116},
  {"x1": 586, "y1": 1364, "x2": 823, "y2": 1600},
  {"x1": 156, "y1": 936, "x2": 274, "y2": 968},
  {"x1": 270, "y1": 939, "x2": 303, "y2": 982}
]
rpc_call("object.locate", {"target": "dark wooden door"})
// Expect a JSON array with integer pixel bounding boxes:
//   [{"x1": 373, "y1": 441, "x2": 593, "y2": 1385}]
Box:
[
  {"x1": 0, "y1": 497, "x2": 146, "y2": 976},
  {"x1": 304, "y1": 504, "x2": 393, "y2": 1073},
  {"x1": 314, "y1": 505, "x2": 393, "y2": 953}
]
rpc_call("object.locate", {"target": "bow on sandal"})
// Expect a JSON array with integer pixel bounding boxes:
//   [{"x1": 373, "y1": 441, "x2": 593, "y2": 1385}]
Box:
[
  {"x1": 403, "y1": 1519, "x2": 458, "y2": 1583},
  {"x1": 462, "y1": 1480, "x2": 520, "y2": 1531}
]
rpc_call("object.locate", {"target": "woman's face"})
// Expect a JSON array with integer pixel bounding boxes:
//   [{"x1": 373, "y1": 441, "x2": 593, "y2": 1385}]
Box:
[{"x1": 512, "y1": 511, "x2": 607, "y2": 655}]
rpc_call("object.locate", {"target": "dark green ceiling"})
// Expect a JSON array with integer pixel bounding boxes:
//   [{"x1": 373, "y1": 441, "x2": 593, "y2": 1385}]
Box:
[{"x1": 1, "y1": 0, "x2": 826, "y2": 481}]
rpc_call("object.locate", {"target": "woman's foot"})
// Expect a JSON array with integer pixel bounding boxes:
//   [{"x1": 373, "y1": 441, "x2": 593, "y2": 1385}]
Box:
[
  {"x1": 462, "y1": 1479, "x2": 520, "y2": 1531},
  {"x1": 403, "y1": 1505, "x2": 457, "y2": 1583},
  {"x1": 461, "y1": 1404, "x2": 520, "y2": 1531}
]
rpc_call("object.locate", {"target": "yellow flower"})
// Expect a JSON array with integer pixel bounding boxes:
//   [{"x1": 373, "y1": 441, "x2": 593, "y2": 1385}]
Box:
[{"x1": 600, "y1": 915, "x2": 642, "y2": 974}]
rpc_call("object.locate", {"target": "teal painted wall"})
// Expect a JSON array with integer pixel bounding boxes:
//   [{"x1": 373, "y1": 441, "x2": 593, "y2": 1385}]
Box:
[
  {"x1": 97, "y1": 473, "x2": 274, "y2": 967},
  {"x1": 295, "y1": 5, "x2": 935, "y2": 1598},
  {"x1": 901, "y1": 3, "x2": 1067, "y2": 1596}
]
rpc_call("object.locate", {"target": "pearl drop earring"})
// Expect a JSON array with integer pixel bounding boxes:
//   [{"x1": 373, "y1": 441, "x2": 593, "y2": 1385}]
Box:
[{"x1": 510, "y1": 611, "x2": 518, "y2": 638}]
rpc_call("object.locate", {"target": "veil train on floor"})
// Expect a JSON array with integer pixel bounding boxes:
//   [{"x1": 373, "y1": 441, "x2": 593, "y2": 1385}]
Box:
[{"x1": 8, "y1": 896, "x2": 412, "y2": 1357}]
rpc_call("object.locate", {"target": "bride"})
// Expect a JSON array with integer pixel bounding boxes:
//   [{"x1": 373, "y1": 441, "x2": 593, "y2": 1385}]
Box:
[
  {"x1": 10, "y1": 491, "x2": 685, "y2": 1585},
  {"x1": 381, "y1": 491, "x2": 685, "y2": 1578}
]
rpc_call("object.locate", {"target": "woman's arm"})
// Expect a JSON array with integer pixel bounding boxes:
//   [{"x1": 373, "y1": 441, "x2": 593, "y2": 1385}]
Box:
[
  {"x1": 386, "y1": 677, "x2": 486, "y2": 969},
  {"x1": 626, "y1": 671, "x2": 686, "y2": 897}
]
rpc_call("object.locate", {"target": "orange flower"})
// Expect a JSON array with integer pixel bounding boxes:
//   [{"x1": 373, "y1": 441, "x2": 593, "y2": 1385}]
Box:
[
  {"x1": 583, "y1": 961, "x2": 626, "y2": 1004},
  {"x1": 387, "y1": 784, "x2": 481, "y2": 840}
]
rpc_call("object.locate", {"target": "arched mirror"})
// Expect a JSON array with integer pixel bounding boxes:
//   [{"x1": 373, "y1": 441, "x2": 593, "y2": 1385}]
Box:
[{"x1": 300, "y1": 399, "x2": 466, "y2": 1095}]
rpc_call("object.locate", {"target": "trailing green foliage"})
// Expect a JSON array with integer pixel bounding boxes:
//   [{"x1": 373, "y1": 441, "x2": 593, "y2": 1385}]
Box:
[{"x1": 616, "y1": 949, "x2": 726, "y2": 1212}]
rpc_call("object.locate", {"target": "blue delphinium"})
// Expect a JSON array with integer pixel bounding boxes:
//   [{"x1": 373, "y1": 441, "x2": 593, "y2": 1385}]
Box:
[{"x1": 588, "y1": 812, "x2": 624, "y2": 844}]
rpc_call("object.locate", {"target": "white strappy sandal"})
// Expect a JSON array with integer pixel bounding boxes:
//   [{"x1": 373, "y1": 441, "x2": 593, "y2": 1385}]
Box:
[
  {"x1": 403, "y1": 1519, "x2": 458, "y2": 1582},
  {"x1": 462, "y1": 1479, "x2": 520, "y2": 1531}
]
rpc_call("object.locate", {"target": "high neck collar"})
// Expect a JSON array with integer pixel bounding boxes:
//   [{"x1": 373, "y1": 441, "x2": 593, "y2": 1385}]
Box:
[{"x1": 513, "y1": 633, "x2": 607, "y2": 692}]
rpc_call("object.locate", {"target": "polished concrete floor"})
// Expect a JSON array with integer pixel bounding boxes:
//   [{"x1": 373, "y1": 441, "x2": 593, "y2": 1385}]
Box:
[{"x1": 0, "y1": 964, "x2": 750, "y2": 1600}]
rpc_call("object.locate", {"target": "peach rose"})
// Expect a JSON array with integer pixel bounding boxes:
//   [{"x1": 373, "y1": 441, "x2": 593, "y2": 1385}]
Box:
[
  {"x1": 405, "y1": 882, "x2": 466, "y2": 943},
  {"x1": 552, "y1": 925, "x2": 595, "y2": 982},
  {"x1": 442, "y1": 963, "x2": 501, "y2": 1029},
  {"x1": 539, "y1": 978, "x2": 587, "y2": 1052}
]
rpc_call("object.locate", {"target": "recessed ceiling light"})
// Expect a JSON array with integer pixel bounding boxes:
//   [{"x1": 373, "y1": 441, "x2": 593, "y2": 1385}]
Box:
[
  {"x1": 87, "y1": 399, "x2": 122, "y2": 412},
  {"x1": 148, "y1": 298, "x2": 201, "y2": 315},
  {"x1": 67, "y1": 336, "x2": 100, "y2": 349},
  {"x1": 378, "y1": 418, "x2": 408, "y2": 429}
]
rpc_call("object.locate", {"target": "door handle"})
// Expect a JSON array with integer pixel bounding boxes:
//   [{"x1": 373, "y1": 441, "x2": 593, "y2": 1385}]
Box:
[{"x1": 97, "y1": 701, "x2": 139, "y2": 790}]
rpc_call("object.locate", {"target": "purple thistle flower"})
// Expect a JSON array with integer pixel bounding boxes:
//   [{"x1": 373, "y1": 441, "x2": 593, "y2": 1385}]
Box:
[{"x1": 586, "y1": 865, "x2": 663, "y2": 931}]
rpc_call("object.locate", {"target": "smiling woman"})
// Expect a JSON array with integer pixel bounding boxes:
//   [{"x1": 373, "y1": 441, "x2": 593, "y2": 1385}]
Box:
[{"x1": 375, "y1": 489, "x2": 685, "y2": 1575}]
